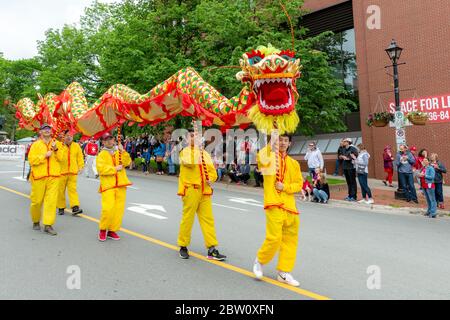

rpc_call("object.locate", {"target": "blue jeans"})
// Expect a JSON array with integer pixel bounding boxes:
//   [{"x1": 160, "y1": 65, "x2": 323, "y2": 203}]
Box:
[
  {"x1": 398, "y1": 172, "x2": 418, "y2": 201},
  {"x1": 424, "y1": 188, "x2": 437, "y2": 216},
  {"x1": 357, "y1": 173, "x2": 372, "y2": 199},
  {"x1": 313, "y1": 188, "x2": 329, "y2": 202},
  {"x1": 143, "y1": 161, "x2": 149, "y2": 172},
  {"x1": 217, "y1": 168, "x2": 226, "y2": 181},
  {"x1": 435, "y1": 183, "x2": 444, "y2": 204},
  {"x1": 168, "y1": 156, "x2": 175, "y2": 174}
]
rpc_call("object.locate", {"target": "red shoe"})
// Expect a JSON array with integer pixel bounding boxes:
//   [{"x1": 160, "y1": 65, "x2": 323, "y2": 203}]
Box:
[
  {"x1": 107, "y1": 231, "x2": 121, "y2": 241},
  {"x1": 98, "y1": 230, "x2": 107, "y2": 242}
]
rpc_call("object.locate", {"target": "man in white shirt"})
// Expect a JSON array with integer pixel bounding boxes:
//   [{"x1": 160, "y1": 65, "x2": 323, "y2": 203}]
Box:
[{"x1": 304, "y1": 142, "x2": 324, "y2": 178}]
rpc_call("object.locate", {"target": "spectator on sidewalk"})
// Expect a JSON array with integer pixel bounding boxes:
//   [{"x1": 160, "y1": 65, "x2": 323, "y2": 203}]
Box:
[
  {"x1": 237, "y1": 163, "x2": 251, "y2": 185},
  {"x1": 395, "y1": 144, "x2": 418, "y2": 203},
  {"x1": 84, "y1": 138, "x2": 99, "y2": 178},
  {"x1": 142, "y1": 147, "x2": 151, "y2": 174},
  {"x1": 254, "y1": 164, "x2": 264, "y2": 187},
  {"x1": 413, "y1": 147, "x2": 427, "y2": 188},
  {"x1": 214, "y1": 154, "x2": 226, "y2": 182},
  {"x1": 333, "y1": 139, "x2": 345, "y2": 176},
  {"x1": 356, "y1": 144, "x2": 374, "y2": 204},
  {"x1": 166, "y1": 139, "x2": 177, "y2": 176},
  {"x1": 153, "y1": 138, "x2": 166, "y2": 175},
  {"x1": 312, "y1": 172, "x2": 330, "y2": 204},
  {"x1": 430, "y1": 153, "x2": 447, "y2": 209},
  {"x1": 228, "y1": 163, "x2": 250, "y2": 185},
  {"x1": 228, "y1": 163, "x2": 239, "y2": 183},
  {"x1": 383, "y1": 145, "x2": 395, "y2": 187},
  {"x1": 340, "y1": 138, "x2": 358, "y2": 201},
  {"x1": 419, "y1": 157, "x2": 437, "y2": 218},
  {"x1": 304, "y1": 142, "x2": 324, "y2": 179},
  {"x1": 301, "y1": 178, "x2": 313, "y2": 201}
]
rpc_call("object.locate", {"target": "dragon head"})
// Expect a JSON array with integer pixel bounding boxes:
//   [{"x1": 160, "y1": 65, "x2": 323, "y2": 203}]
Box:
[{"x1": 237, "y1": 44, "x2": 301, "y2": 134}]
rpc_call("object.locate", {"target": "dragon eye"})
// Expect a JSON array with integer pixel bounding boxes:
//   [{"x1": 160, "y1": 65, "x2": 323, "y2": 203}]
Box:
[
  {"x1": 279, "y1": 50, "x2": 296, "y2": 61},
  {"x1": 246, "y1": 49, "x2": 265, "y2": 65},
  {"x1": 251, "y1": 56, "x2": 262, "y2": 64}
]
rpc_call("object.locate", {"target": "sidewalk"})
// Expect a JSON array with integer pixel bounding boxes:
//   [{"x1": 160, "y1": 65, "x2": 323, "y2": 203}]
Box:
[{"x1": 125, "y1": 169, "x2": 450, "y2": 218}]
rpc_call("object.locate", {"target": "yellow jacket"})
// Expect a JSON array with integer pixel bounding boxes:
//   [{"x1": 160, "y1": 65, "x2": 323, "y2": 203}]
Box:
[
  {"x1": 96, "y1": 149, "x2": 132, "y2": 193},
  {"x1": 177, "y1": 146, "x2": 217, "y2": 196},
  {"x1": 257, "y1": 145, "x2": 303, "y2": 214},
  {"x1": 60, "y1": 142, "x2": 84, "y2": 175},
  {"x1": 28, "y1": 139, "x2": 63, "y2": 180}
]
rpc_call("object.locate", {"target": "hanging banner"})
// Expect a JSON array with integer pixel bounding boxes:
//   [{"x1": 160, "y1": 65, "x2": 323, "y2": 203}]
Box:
[
  {"x1": 0, "y1": 145, "x2": 26, "y2": 160},
  {"x1": 389, "y1": 93, "x2": 450, "y2": 123}
]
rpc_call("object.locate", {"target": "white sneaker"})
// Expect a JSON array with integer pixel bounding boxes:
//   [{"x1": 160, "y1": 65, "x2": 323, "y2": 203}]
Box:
[
  {"x1": 366, "y1": 198, "x2": 374, "y2": 204},
  {"x1": 277, "y1": 272, "x2": 300, "y2": 287},
  {"x1": 358, "y1": 199, "x2": 366, "y2": 203},
  {"x1": 253, "y1": 259, "x2": 263, "y2": 279}
]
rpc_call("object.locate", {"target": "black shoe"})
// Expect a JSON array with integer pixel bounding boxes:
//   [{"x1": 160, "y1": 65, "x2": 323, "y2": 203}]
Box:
[
  {"x1": 179, "y1": 247, "x2": 189, "y2": 259},
  {"x1": 44, "y1": 225, "x2": 57, "y2": 236},
  {"x1": 207, "y1": 247, "x2": 226, "y2": 261},
  {"x1": 382, "y1": 181, "x2": 387, "y2": 186},
  {"x1": 58, "y1": 208, "x2": 65, "y2": 215},
  {"x1": 72, "y1": 206, "x2": 83, "y2": 216}
]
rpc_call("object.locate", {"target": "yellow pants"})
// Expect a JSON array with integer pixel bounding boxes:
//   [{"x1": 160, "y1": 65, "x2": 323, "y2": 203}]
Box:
[
  {"x1": 30, "y1": 177, "x2": 59, "y2": 226},
  {"x1": 99, "y1": 187, "x2": 127, "y2": 232},
  {"x1": 57, "y1": 175, "x2": 80, "y2": 209},
  {"x1": 177, "y1": 187, "x2": 218, "y2": 248},
  {"x1": 257, "y1": 207, "x2": 300, "y2": 272}
]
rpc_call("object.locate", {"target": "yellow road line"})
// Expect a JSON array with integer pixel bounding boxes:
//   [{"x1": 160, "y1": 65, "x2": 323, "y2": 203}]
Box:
[
  {"x1": 0, "y1": 185, "x2": 30, "y2": 198},
  {"x1": 1, "y1": 184, "x2": 331, "y2": 300}
]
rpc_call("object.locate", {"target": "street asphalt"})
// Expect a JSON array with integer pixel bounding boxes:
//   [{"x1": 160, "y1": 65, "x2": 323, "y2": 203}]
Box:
[{"x1": 0, "y1": 159, "x2": 449, "y2": 300}]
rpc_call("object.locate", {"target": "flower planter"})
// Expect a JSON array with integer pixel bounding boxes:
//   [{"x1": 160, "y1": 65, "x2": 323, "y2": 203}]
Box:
[
  {"x1": 408, "y1": 114, "x2": 428, "y2": 125},
  {"x1": 373, "y1": 119, "x2": 388, "y2": 127}
]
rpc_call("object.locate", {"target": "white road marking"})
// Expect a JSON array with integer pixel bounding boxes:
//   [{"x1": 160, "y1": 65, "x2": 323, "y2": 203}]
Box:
[
  {"x1": 228, "y1": 197, "x2": 264, "y2": 207},
  {"x1": 128, "y1": 186, "x2": 139, "y2": 190},
  {"x1": 127, "y1": 203, "x2": 168, "y2": 220},
  {"x1": 213, "y1": 203, "x2": 249, "y2": 212}
]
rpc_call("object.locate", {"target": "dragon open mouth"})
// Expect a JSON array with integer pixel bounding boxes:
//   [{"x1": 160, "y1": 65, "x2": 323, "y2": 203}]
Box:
[{"x1": 253, "y1": 77, "x2": 294, "y2": 115}]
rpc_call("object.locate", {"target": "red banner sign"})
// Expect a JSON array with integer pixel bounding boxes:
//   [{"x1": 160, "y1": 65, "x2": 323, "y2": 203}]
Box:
[{"x1": 389, "y1": 93, "x2": 450, "y2": 123}]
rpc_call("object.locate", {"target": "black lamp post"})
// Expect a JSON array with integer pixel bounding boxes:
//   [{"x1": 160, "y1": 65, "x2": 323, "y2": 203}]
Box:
[
  {"x1": 385, "y1": 39, "x2": 406, "y2": 200},
  {"x1": 385, "y1": 40, "x2": 403, "y2": 112}
]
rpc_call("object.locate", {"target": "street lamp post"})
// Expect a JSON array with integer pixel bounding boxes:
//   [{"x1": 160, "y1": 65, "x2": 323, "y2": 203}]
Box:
[{"x1": 385, "y1": 39, "x2": 406, "y2": 200}]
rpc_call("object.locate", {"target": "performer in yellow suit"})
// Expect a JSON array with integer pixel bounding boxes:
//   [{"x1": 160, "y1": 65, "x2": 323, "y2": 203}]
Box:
[
  {"x1": 96, "y1": 132, "x2": 132, "y2": 242},
  {"x1": 253, "y1": 134, "x2": 303, "y2": 287},
  {"x1": 57, "y1": 131, "x2": 84, "y2": 216},
  {"x1": 177, "y1": 129, "x2": 226, "y2": 261},
  {"x1": 28, "y1": 123, "x2": 63, "y2": 236}
]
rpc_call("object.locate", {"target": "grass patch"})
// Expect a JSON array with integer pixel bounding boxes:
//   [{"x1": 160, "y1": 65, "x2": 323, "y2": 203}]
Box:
[{"x1": 305, "y1": 176, "x2": 346, "y2": 186}]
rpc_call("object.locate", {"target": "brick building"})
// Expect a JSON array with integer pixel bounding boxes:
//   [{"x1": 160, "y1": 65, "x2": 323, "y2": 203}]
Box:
[{"x1": 290, "y1": 0, "x2": 450, "y2": 185}]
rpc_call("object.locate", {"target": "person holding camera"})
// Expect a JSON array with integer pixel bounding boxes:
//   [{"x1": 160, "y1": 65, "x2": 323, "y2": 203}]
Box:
[
  {"x1": 395, "y1": 144, "x2": 418, "y2": 203},
  {"x1": 340, "y1": 138, "x2": 359, "y2": 201},
  {"x1": 304, "y1": 142, "x2": 324, "y2": 179}
]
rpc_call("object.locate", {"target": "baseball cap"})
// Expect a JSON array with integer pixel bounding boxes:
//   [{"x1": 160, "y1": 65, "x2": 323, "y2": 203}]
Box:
[
  {"x1": 101, "y1": 132, "x2": 114, "y2": 140},
  {"x1": 40, "y1": 123, "x2": 52, "y2": 130},
  {"x1": 344, "y1": 138, "x2": 353, "y2": 143},
  {"x1": 410, "y1": 146, "x2": 417, "y2": 151}
]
